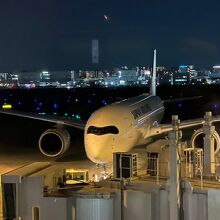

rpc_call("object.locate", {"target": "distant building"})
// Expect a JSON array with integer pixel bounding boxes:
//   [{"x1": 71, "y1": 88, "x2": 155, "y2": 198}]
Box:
[
  {"x1": 158, "y1": 73, "x2": 170, "y2": 85},
  {"x1": 103, "y1": 76, "x2": 120, "y2": 86},
  {"x1": 18, "y1": 71, "x2": 41, "y2": 83},
  {"x1": 156, "y1": 66, "x2": 169, "y2": 85},
  {"x1": 117, "y1": 69, "x2": 138, "y2": 85},
  {"x1": 17, "y1": 71, "x2": 73, "y2": 84},
  {"x1": 156, "y1": 66, "x2": 166, "y2": 72},
  {"x1": 173, "y1": 72, "x2": 189, "y2": 85},
  {"x1": 101, "y1": 69, "x2": 139, "y2": 86},
  {"x1": 49, "y1": 71, "x2": 72, "y2": 83},
  {"x1": 171, "y1": 65, "x2": 198, "y2": 85},
  {"x1": 197, "y1": 69, "x2": 211, "y2": 77},
  {"x1": 213, "y1": 65, "x2": 220, "y2": 74}
]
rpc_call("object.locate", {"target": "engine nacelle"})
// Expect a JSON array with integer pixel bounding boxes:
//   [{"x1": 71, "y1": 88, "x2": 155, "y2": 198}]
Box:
[
  {"x1": 190, "y1": 128, "x2": 220, "y2": 154},
  {"x1": 39, "y1": 127, "x2": 71, "y2": 157}
]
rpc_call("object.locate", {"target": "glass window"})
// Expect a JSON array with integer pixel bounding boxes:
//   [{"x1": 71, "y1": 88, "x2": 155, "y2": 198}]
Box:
[
  {"x1": 87, "y1": 126, "x2": 119, "y2": 135},
  {"x1": 32, "y1": 207, "x2": 40, "y2": 220}
]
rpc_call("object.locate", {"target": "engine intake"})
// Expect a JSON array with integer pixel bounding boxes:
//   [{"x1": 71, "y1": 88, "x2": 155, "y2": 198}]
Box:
[{"x1": 39, "y1": 127, "x2": 71, "y2": 157}]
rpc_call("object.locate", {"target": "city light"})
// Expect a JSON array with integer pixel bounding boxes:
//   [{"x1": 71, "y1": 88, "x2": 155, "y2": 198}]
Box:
[
  {"x1": 0, "y1": 64, "x2": 220, "y2": 88},
  {"x1": 53, "y1": 103, "x2": 59, "y2": 109},
  {"x1": 75, "y1": 114, "x2": 81, "y2": 120},
  {"x1": 2, "y1": 104, "x2": 12, "y2": 109}
]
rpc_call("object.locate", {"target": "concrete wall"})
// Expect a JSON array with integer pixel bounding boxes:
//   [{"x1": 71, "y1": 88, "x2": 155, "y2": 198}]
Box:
[
  {"x1": 183, "y1": 189, "x2": 207, "y2": 220},
  {"x1": 41, "y1": 197, "x2": 68, "y2": 220},
  {"x1": 124, "y1": 190, "x2": 152, "y2": 220},
  {"x1": 121, "y1": 186, "x2": 210, "y2": 220},
  {"x1": 18, "y1": 176, "x2": 68, "y2": 220},
  {"x1": 159, "y1": 190, "x2": 169, "y2": 220},
  {"x1": 208, "y1": 189, "x2": 220, "y2": 220},
  {"x1": 18, "y1": 177, "x2": 42, "y2": 219},
  {"x1": 10, "y1": 174, "x2": 220, "y2": 220},
  {"x1": 76, "y1": 197, "x2": 114, "y2": 220}
]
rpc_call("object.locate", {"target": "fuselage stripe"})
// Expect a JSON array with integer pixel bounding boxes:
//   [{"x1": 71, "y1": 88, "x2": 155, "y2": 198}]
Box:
[
  {"x1": 129, "y1": 95, "x2": 153, "y2": 107},
  {"x1": 137, "y1": 106, "x2": 164, "y2": 123}
]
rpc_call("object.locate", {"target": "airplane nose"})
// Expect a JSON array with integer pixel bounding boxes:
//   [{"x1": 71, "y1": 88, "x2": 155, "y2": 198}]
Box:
[
  {"x1": 84, "y1": 135, "x2": 113, "y2": 163},
  {"x1": 86, "y1": 149, "x2": 101, "y2": 163}
]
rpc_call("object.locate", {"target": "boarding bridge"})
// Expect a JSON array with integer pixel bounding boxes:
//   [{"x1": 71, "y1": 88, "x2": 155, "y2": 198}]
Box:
[
  {"x1": 147, "y1": 152, "x2": 159, "y2": 176},
  {"x1": 183, "y1": 148, "x2": 203, "y2": 178},
  {"x1": 113, "y1": 152, "x2": 138, "y2": 179},
  {"x1": 145, "y1": 147, "x2": 204, "y2": 179}
]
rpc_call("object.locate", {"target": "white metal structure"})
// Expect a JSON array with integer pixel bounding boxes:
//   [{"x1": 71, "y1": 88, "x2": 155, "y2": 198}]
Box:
[{"x1": 184, "y1": 148, "x2": 203, "y2": 178}]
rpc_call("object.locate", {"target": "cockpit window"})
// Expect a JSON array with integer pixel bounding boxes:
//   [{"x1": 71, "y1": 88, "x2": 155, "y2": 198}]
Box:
[{"x1": 87, "y1": 126, "x2": 119, "y2": 135}]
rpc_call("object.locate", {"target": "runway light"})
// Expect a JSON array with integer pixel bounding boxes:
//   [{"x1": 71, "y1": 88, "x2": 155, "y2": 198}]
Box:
[
  {"x1": 53, "y1": 103, "x2": 59, "y2": 109},
  {"x1": 178, "y1": 103, "x2": 183, "y2": 108},
  {"x1": 2, "y1": 104, "x2": 12, "y2": 109},
  {"x1": 38, "y1": 112, "x2": 46, "y2": 115},
  {"x1": 76, "y1": 114, "x2": 81, "y2": 120},
  {"x1": 213, "y1": 103, "x2": 219, "y2": 109},
  {"x1": 102, "y1": 100, "x2": 107, "y2": 105}
]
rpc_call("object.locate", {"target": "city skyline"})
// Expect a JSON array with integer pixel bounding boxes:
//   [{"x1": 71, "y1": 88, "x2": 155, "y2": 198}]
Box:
[{"x1": 0, "y1": 0, "x2": 220, "y2": 71}]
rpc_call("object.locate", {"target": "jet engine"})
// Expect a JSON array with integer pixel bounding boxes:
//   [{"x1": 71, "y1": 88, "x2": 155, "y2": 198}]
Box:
[
  {"x1": 190, "y1": 128, "x2": 220, "y2": 154},
  {"x1": 38, "y1": 127, "x2": 71, "y2": 157}
]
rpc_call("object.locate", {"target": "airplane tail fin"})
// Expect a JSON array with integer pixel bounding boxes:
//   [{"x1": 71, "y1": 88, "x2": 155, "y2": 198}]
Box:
[{"x1": 150, "y1": 49, "x2": 157, "y2": 96}]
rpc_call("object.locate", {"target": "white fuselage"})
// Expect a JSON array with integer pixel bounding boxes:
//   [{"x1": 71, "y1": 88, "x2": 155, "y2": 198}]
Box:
[{"x1": 84, "y1": 94, "x2": 164, "y2": 163}]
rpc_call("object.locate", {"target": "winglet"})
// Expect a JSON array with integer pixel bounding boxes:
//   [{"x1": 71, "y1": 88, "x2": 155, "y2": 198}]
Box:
[{"x1": 150, "y1": 49, "x2": 157, "y2": 96}]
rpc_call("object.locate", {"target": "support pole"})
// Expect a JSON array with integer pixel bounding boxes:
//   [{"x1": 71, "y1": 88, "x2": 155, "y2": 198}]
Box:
[
  {"x1": 203, "y1": 112, "x2": 215, "y2": 176},
  {"x1": 120, "y1": 178, "x2": 125, "y2": 220},
  {"x1": 168, "y1": 115, "x2": 182, "y2": 220}
]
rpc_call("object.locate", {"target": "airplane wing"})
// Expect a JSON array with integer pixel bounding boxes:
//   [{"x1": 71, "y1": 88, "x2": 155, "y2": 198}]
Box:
[
  {"x1": 146, "y1": 116, "x2": 220, "y2": 138},
  {"x1": 162, "y1": 96, "x2": 202, "y2": 104},
  {"x1": 0, "y1": 109, "x2": 86, "y2": 130}
]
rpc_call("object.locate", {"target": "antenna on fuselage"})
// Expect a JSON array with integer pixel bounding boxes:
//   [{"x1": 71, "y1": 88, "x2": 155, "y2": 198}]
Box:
[{"x1": 150, "y1": 49, "x2": 157, "y2": 96}]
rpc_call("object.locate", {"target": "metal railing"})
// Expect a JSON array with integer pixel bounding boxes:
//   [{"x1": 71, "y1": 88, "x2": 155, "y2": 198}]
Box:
[{"x1": 145, "y1": 156, "x2": 220, "y2": 189}]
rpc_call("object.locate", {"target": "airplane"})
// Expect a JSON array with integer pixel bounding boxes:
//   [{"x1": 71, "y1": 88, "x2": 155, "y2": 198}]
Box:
[{"x1": 1, "y1": 50, "x2": 220, "y2": 165}]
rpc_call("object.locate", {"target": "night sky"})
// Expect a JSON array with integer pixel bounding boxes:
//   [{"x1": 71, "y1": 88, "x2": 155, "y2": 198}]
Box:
[{"x1": 0, "y1": 0, "x2": 220, "y2": 71}]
